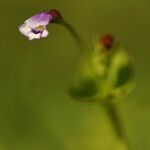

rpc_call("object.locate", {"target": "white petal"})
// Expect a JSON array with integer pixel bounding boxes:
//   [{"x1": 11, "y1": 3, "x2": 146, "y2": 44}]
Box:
[
  {"x1": 26, "y1": 32, "x2": 41, "y2": 40},
  {"x1": 41, "y1": 29, "x2": 49, "y2": 38},
  {"x1": 19, "y1": 23, "x2": 31, "y2": 36}
]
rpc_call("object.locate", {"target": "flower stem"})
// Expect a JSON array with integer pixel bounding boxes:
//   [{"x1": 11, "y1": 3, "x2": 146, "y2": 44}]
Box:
[
  {"x1": 102, "y1": 100, "x2": 130, "y2": 150},
  {"x1": 60, "y1": 19, "x2": 86, "y2": 55}
]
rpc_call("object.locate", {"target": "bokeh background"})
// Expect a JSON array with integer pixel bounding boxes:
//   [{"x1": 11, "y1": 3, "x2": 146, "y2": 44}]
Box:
[{"x1": 0, "y1": 0, "x2": 150, "y2": 149}]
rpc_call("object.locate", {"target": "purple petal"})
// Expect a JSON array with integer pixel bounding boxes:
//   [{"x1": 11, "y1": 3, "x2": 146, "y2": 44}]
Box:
[{"x1": 25, "y1": 12, "x2": 53, "y2": 28}]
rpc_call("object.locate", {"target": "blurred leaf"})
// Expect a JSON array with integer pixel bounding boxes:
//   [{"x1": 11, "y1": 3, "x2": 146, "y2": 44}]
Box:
[
  {"x1": 69, "y1": 78, "x2": 98, "y2": 100},
  {"x1": 115, "y1": 64, "x2": 134, "y2": 87}
]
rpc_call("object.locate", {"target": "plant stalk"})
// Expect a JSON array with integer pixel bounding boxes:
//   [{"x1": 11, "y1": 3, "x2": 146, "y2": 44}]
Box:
[
  {"x1": 60, "y1": 19, "x2": 86, "y2": 55},
  {"x1": 102, "y1": 100, "x2": 130, "y2": 150}
]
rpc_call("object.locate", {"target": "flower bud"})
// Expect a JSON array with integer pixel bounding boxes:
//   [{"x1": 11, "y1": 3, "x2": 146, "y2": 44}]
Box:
[{"x1": 100, "y1": 34, "x2": 114, "y2": 50}]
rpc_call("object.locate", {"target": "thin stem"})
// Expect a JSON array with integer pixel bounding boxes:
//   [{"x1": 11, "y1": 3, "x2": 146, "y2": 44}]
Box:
[
  {"x1": 102, "y1": 100, "x2": 130, "y2": 150},
  {"x1": 60, "y1": 19, "x2": 86, "y2": 55}
]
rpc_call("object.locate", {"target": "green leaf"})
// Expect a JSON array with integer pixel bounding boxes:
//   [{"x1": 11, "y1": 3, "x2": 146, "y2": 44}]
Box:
[
  {"x1": 69, "y1": 79, "x2": 98, "y2": 100},
  {"x1": 115, "y1": 64, "x2": 134, "y2": 87}
]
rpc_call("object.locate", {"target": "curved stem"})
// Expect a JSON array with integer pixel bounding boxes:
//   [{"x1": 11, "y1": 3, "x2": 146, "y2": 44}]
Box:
[{"x1": 60, "y1": 19, "x2": 86, "y2": 55}]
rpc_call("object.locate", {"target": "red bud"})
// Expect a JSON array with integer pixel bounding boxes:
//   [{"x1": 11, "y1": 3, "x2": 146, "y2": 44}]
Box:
[{"x1": 100, "y1": 34, "x2": 114, "y2": 49}]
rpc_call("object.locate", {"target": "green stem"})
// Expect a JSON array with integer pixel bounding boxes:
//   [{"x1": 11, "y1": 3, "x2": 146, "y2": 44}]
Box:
[
  {"x1": 102, "y1": 100, "x2": 130, "y2": 150},
  {"x1": 60, "y1": 19, "x2": 86, "y2": 55}
]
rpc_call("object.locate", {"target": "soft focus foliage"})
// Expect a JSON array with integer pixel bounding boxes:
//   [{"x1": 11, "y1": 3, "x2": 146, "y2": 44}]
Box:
[
  {"x1": 0, "y1": 0, "x2": 150, "y2": 150},
  {"x1": 69, "y1": 37, "x2": 134, "y2": 101}
]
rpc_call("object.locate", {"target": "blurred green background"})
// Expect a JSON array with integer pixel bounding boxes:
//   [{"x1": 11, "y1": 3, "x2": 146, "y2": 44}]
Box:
[{"x1": 0, "y1": 0, "x2": 150, "y2": 149}]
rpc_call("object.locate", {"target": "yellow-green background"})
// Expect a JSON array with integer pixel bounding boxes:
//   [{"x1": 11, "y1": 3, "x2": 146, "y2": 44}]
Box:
[{"x1": 0, "y1": 0, "x2": 150, "y2": 149}]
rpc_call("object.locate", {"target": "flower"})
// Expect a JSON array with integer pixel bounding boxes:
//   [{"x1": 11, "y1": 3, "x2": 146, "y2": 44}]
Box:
[{"x1": 19, "y1": 10, "x2": 62, "y2": 40}]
